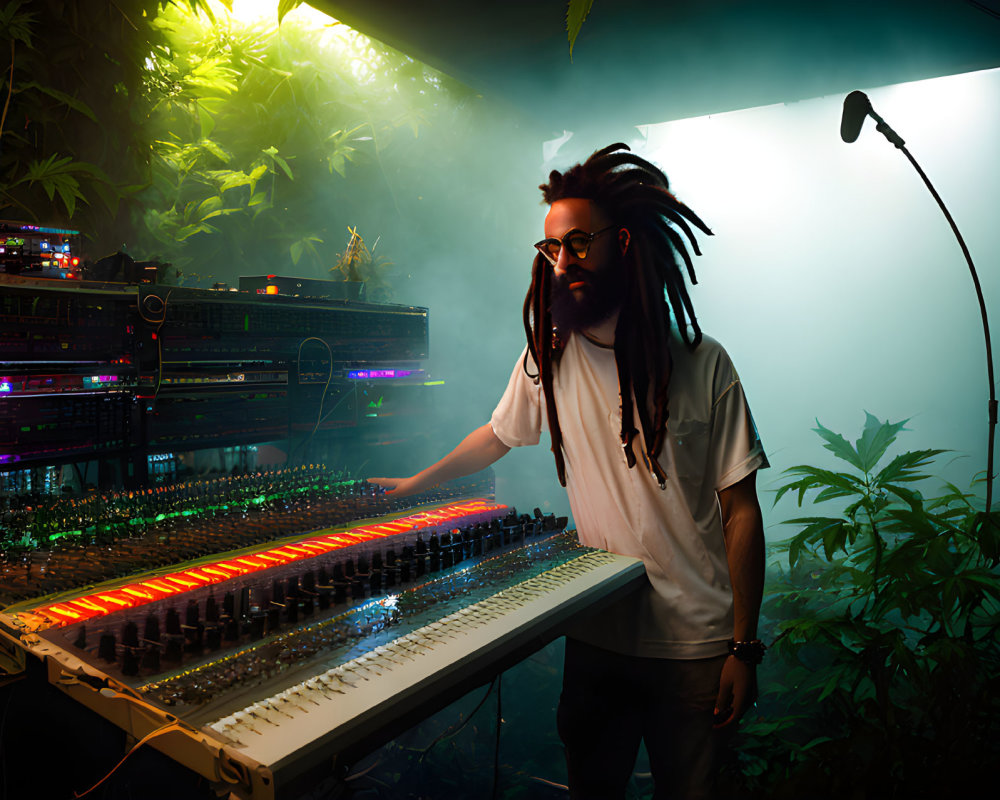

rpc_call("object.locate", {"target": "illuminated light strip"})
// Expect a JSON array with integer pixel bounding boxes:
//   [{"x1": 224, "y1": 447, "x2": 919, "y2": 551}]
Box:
[
  {"x1": 201, "y1": 566, "x2": 238, "y2": 580},
  {"x1": 46, "y1": 605, "x2": 84, "y2": 622},
  {"x1": 267, "y1": 548, "x2": 301, "y2": 560},
  {"x1": 96, "y1": 594, "x2": 132, "y2": 608},
  {"x1": 23, "y1": 500, "x2": 505, "y2": 628},
  {"x1": 160, "y1": 575, "x2": 200, "y2": 590},
  {"x1": 70, "y1": 598, "x2": 111, "y2": 614},
  {"x1": 294, "y1": 542, "x2": 333, "y2": 553},
  {"x1": 234, "y1": 557, "x2": 268, "y2": 569},
  {"x1": 143, "y1": 580, "x2": 185, "y2": 595}
]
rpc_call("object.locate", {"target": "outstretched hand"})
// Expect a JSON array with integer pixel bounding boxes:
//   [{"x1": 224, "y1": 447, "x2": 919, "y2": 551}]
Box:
[
  {"x1": 713, "y1": 656, "x2": 757, "y2": 729},
  {"x1": 367, "y1": 476, "x2": 422, "y2": 497}
]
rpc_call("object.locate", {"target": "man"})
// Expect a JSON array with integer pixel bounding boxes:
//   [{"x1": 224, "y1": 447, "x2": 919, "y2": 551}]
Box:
[{"x1": 371, "y1": 143, "x2": 767, "y2": 799}]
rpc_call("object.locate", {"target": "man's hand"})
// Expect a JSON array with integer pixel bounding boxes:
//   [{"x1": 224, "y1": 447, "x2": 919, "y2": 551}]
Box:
[
  {"x1": 713, "y1": 655, "x2": 757, "y2": 729},
  {"x1": 367, "y1": 476, "x2": 423, "y2": 497},
  {"x1": 368, "y1": 424, "x2": 510, "y2": 500}
]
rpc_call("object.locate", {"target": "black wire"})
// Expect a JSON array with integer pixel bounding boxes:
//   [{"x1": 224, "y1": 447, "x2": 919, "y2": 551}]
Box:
[
  {"x1": 965, "y1": 0, "x2": 1000, "y2": 21},
  {"x1": 0, "y1": 684, "x2": 12, "y2": 800},
  {"x1": 492, "y1": 673, "x2": 502, "y2": 800},
  {"x1": 288, "y1": 336, "x2": 334, "y2": 465},
  {"x1": 418, "y1": 676, "x2": 497, "y2": 761},
  {"x1": 896, "y1": 143, "x2": 996, "y2": 533}
]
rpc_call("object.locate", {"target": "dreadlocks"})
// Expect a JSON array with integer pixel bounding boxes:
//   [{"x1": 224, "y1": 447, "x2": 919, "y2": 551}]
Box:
[{"x1": 522, "y1": 142, "x2": 712, "y2": 488}]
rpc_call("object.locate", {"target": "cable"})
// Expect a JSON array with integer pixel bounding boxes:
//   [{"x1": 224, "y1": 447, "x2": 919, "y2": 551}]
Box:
[
  {"x1": 289, "y1": 336, "x2": 334, "y2": 464},
  {"x1": 136, "y1": 290, "x2": 173, "y2": 399},
  {"x1": 895, "y1": 144, "x2": 997, "y2": 537},
  {"x1": 72, "y1": 720, "x2": 185, "y2": 798},
  {"x1": 857, "y1": 99, "x2": 997, "y2": 546},
  {"x1": 0, "y1": 684, "x2": 13, "y2": 800},
  {"x1": 418, "y1": 677, "x2": 497, "y2": 761},
  {"x1": 492, "y1": 672, "x2": 502, "y2": 800},
  {"x1": 965, "y1": 0, "x2": 1000, "y2": 21}
]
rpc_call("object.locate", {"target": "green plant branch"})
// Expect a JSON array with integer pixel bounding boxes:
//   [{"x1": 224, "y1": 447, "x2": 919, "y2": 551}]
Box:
[{"x1": 1, "y1": 39, "x2": 14, "y2": 142}]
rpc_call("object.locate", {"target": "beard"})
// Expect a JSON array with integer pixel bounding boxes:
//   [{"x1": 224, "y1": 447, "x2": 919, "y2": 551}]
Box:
[{"x1": 549, "y1": 261, "x2": 625, "y2": 333}]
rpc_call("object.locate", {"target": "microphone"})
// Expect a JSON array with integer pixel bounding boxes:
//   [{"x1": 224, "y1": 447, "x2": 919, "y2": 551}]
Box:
[
  {"x1": 840, "y1": 90, "x2": 906, "y2": 149},
  {"x1": 840, "y1": 91, "x2": 871, "y2": 143}
]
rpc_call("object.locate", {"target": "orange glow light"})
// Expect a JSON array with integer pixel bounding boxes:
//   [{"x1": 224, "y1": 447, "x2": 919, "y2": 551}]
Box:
[{"x1": 25, "y1": 499, "x2": 504, "y2": 628}]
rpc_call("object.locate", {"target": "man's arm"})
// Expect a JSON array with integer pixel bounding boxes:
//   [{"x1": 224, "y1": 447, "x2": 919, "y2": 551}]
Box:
[
  {"x1": 713, "y1": 469, "x2": 765, "y2": 729},
  {"x1": 368, "y1": 423, "x2": 511, "y2": 497}
]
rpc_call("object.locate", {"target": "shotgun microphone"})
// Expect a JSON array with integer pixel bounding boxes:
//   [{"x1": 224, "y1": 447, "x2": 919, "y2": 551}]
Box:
[{"x1": 840, "y1": 91, "x2": 871, "y2": 143}]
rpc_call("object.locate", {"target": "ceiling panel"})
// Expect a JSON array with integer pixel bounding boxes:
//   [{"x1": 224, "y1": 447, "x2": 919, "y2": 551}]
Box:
[{"x1": 311, "y1": 0, "x2": 1000, "y2": 136}]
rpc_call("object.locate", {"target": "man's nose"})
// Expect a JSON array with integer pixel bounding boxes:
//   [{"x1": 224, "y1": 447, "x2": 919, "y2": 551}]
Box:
[{"x1": 553, "y1": 245, "x2": 575, "y2": 277}]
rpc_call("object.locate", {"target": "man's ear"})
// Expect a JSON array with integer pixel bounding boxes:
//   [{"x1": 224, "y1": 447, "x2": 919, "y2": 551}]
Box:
[{"x1": 619, "y1": 228, "x2": 631, "y2": 254}]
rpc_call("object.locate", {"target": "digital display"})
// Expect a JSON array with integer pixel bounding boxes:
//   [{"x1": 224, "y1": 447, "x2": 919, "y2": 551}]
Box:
[{"x1": 347, "y1": 369, "x2": 415, "y2": 380}]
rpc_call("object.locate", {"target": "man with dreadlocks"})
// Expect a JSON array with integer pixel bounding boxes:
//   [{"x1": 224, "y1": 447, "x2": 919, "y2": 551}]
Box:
[{"x1": 371, "y1": 143, "x2": 767, "y2": 799}]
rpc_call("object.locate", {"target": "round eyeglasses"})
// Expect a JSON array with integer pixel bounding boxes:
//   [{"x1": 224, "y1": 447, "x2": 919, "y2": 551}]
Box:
[{"x1": 533, "y1": 225, "x2": 618, "y2": 266}]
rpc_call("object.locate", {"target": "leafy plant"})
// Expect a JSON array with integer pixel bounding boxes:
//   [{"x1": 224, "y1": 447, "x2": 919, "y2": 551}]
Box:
[
  {"x1": 132, "y1": 1, "x2": 470, "y2": 285},
  {"x1": 330, "y1": 225, "x2": 393, "y2": 300},
  {"x1": 566, "y1": 0, "x2": 595, "y2": 60},
  {"x1": 734, "y1": 414, "x2": 1000, "y2": 798},
  {"x1": 0, "y1": 0, "x2": 155, "y2": 245}
]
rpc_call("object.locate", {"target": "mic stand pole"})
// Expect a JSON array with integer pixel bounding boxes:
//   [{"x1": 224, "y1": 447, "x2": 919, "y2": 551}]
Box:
[{"x1": 874, "y1": 121, "x2": 996, "y2": 542}]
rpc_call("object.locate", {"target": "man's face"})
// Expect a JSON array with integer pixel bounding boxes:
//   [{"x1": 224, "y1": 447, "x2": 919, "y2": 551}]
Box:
[{"x1": 543, "y1": 198, "x2": 624, "y2": 332}]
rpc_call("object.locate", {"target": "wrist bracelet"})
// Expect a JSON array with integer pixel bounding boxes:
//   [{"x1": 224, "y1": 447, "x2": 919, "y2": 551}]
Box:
[{"x1": 727, "y1": 638, "x2": 767, "y2": 665}]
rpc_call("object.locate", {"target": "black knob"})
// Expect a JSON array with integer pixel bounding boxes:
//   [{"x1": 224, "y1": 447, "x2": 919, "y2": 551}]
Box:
[
  {"x1": 206, "y1": 595, "x2": 220, "y2": 623},
  {"x1": 98, "y1": 632, "x2": 116, "y2": 663},
  {"x1": 122, "y1": 621, "x2": 139, "y2": 649},
  {"x1": 144, "y1": 614, "x2": 160, "y2": 643},
  {"x1": 165, "y1": 608, "x2": 181, "y2": 636}
]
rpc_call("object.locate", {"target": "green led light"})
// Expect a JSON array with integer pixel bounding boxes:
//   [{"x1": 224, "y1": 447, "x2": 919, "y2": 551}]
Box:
[
  {"x1": 48, "y1": 529, "x2": 82, "y2": 542},
  {"x1": 423, "y1": 380, "x2": 445, "y2": 386}
]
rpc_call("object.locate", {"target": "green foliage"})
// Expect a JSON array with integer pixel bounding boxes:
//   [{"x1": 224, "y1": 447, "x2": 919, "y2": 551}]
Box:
[
  {"x1": 0, "y1": 1, "x2": 150, "y2": 242},
  {"x1": 566, "y1": 0, "x2": 595, "y2": 60},
  {"x1": 1, "y1": 0, "x2": 476, "y2": 292},
  {"x1": 131, "y1": 1, "x2": 471, "y2": 288},
  {"x1": 738, "y1": 414, "x2": 1000, "y2": 798}
]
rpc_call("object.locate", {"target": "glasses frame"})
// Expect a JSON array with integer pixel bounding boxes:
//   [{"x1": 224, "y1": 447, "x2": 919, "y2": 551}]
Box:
[{"x1": 534, "y1": 225, "x2": 618, "y2": 267}]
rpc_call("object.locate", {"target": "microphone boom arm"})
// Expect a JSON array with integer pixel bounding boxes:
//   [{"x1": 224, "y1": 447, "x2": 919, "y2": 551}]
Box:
[{"x1": 897, "y1": 138, "x2": 996, "y2": 534}]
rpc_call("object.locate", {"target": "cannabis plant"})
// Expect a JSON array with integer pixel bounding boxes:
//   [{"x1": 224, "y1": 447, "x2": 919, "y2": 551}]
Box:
[{"x1": 736, "y1": 414, "x2": 1000, "y2": 799}]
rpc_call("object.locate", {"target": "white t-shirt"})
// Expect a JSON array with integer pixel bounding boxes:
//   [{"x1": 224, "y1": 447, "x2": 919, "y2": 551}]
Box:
[{"x1": 490, "y1": 329, "x2": 768, "y2": 659}]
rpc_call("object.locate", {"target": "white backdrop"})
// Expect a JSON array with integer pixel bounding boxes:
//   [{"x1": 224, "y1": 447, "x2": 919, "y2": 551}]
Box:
[{"x1": 628, "y1": 67, "x2": 1000, "y2": 533}]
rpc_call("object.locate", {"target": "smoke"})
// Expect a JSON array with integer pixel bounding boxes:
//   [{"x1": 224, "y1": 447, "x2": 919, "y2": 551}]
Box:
[
  {"x1": 385, "y1": 67, "x2": 999, "y2": 535},
  {"x1": 632, "y1": 67, "x2": 1000, "y2": 533}
]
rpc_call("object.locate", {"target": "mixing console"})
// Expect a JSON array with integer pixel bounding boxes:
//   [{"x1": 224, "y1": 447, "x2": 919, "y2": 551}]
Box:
[{"x1": 0, "y1": 486, "x2": 644, "y2": 799}]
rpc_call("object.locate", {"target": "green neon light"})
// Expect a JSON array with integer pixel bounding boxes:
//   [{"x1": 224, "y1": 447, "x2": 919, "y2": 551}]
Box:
[{"x1": 29, "y1": 478, "x2": 366, "y2": 544}]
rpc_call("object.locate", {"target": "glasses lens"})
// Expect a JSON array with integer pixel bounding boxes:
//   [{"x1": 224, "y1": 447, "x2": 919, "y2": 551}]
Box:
[
  {"x1": 536, "y1": 240, "x2": 561, "y2": 262},
  {"x1": 565, "y1": 234, "x2": 591, "y2": 259}
]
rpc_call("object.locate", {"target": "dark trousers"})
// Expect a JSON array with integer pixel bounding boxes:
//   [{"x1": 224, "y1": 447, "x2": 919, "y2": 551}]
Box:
[{"x1": 557, "y1": 638, "x2": 729, "y2": 800}]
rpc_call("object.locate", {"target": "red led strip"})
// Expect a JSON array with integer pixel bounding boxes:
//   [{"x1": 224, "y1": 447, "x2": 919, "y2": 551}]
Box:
[{"x1": 24, "y1": 499, "x2": 506, "y2": 629}]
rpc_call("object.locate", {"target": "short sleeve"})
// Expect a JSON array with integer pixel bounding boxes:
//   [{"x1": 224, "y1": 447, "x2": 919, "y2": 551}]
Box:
[
  {"x1": 490, "y1": 346, "x2": 544, "y2": 448},
  {"x1": 708, "y1": 350, "x2": 769, "y2": 491}
]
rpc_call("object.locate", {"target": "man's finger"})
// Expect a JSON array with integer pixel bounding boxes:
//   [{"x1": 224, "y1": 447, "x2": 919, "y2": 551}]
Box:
[{"x1": 714, "y1": 682, "x2": 733, "y2": 720}]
